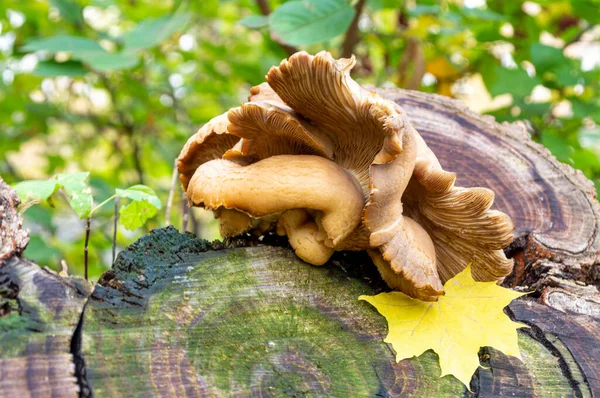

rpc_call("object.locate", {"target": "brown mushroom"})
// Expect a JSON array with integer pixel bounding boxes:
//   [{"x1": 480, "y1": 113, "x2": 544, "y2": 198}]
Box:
[
  {"x1": 185, "y1": 155, "x2": 365, "y2": 264},
  {"x1": 177, "y1": 51, "x2": 514, "y2": 302}
]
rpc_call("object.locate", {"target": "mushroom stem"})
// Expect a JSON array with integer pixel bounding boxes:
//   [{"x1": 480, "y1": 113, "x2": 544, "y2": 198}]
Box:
[
  {"x1": 214, "y1": 208, "x2": 252, "y2": 237},
  {"x1": 277, "y1": 209, "x2": 334, "y2": 265},
  {"x1": 187, "y1": 155, "x2": 365, "y2": 246}
]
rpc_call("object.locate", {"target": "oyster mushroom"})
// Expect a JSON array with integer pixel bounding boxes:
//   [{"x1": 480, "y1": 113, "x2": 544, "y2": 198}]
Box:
[{"x1": 177, "y1": 51, "x2": 514, "y2": 302}]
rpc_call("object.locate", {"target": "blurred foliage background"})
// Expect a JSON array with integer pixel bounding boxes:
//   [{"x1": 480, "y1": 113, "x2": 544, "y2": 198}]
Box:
[{"x1": 1, "y1": 0, "x2": 599, "y2": 280}]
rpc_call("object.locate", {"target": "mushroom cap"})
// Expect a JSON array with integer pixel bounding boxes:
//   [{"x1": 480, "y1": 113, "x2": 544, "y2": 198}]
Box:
[
  {"x1": 403, "y1": 133, "x2": 515, "y2": 283},
  {"x1": 178, "y1": 50, "x2": 514, "y2": 302},
  {"x1": 177, "y1": 113, "x2": 240, "y2": 190},
  {"x1": 266, "y1": 51, "x2": 405, "y2": 198},
  {"x1": 226, "y1": 102, "x2": 333, "y2": 161},
  {"x1": 186, "y1": 155, "x2": 365, "y2": 247}
]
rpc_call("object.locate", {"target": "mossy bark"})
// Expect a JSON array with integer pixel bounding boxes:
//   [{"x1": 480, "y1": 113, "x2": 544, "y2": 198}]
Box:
[{"x1": 79, "y1": 228, "x2": 598, "y2": 397}]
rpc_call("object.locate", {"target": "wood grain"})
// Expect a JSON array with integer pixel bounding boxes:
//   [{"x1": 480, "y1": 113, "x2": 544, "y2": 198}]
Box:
[{"x1": 80, "y1": 228, "x2": 598, "y2": 397}]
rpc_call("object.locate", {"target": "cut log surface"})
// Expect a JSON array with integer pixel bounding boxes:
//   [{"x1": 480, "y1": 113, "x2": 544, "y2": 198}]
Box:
[
  {"x1": 2, "y1": 89, "x2": 600, "y2": 397},
  {"x1": 0, "y1": 257, "x2": 91, "y2": 397},
  {"x1": 377, "y1": 89, "x2": 600, "y2": 289},
  {"x1": 81, "y1": 228, "x2": 599, "y2": 397}
]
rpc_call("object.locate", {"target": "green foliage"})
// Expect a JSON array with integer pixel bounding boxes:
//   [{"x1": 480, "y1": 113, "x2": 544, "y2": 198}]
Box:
[
  {"x1": 13, "y1": 172, "x2": 92, "y2": 219},
  {"x1": 1, "y1": 0, "x2": 598, "y2": 280},
  {"x1": 238, "y1": 15, "x2": 269, "y2": 29},
  {"x1": 22, "y1": 35, "x2": 103, "y2": 53},
  {"x1": 269, "y1": 0, "x2": 356, "y2": 45},
  {"x1": 122, "y1": 13, "x2": 192, "y2": 50},
  {"x1": 33, "y1": 60, "x2": 87, "y2": 77},
  {"x1": 116, "y1": 185, "x2": 162, "y2": 230}
]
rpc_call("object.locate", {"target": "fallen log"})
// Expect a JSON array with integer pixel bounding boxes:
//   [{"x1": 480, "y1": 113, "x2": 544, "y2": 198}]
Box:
[{"x1": 1, "y1": 88, "x2": 599, "y2": 397}]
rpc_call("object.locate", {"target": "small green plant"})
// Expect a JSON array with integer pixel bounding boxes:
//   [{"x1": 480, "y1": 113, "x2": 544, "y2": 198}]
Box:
[{"x1": 13, "y1": 172, "x2": 161, "y2": 280}]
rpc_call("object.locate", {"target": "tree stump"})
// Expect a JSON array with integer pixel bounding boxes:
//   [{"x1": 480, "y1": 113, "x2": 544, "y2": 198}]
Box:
[{"x1": 1, "y1": 89, "x2": 599, "y2": 397}]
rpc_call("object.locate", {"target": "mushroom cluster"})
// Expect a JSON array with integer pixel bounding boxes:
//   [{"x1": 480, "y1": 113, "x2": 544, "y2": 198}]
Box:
[{"x1": 178, "y1": 51, "x2": 514, "y2": 301}]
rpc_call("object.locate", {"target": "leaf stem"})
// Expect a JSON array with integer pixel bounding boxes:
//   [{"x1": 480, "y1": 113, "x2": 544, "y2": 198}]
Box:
[
  {"x1": 182, "y1": 197, "x2": 189, "y2": 232},
  {"x1": 90, "y1": 194, "x2": 116, "y2": 217},
  {"x1": 112, "y1": 196, "x2": 119, "y2": 264},
  {"x1": 255, "y1": 0, "x2": 298, "y2": 56},
  {"x1": 341, "y1": 0, "x2": 366, "y2": 58},
  {"x1": 84, "y1": 217, "x2": 91, "y2": 281},
  {"x1": 166, "y1": 158, "x2": 178, "y2": 226}
]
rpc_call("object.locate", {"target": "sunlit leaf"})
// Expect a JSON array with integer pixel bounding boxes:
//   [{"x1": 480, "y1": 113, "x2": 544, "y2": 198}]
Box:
[
  {"x1": 50, "y1": 0, "x2": 83, "y2": 24},
  {"x1": 360, "y1": 265, "x2": 527, "y2": 388},
  {"x1": 12, "y1": 180, "x2": 59, "y2": 203},
  {"x1": 238, "y1": 15, "x2": 269, "y2": 29},
  {"x1": 55, "y1": 172, "x2": 93, "y2": 219},
  {"x1": 81, "y1": 52, "x2": 139, "y2": 71},
  {"x1": 119, "y1": 200, "x2": 159, "y2": 230},
  {"x1": 269, "y1": 0, "x2": 355, "y2": 46},
  {"x1": 22, "y1": 35, "x2": 104, "y2": 55},
  {"x1": 115, "y1": 185, "x2": 162, "y2": 209},
  {"x1": 123, "y1": 13, "x2": 192, "y2": 50},
  {"x1": 33, "y1": 60, "x2": 88, "y2": 77}
]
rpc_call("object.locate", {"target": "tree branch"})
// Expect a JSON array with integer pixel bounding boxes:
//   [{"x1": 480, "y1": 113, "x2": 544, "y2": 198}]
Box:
[
  {"x1": 341, "y1": 0, "x2": 367, "y2": 58},
  {"x1": 256, "y1": 0, "x2": 271, "y2": 15},
  {"x1": 255, "y1": 0, "x2": 298, "y2": 57},
  {"x1": 98, "y1": 74, "x2": 145, "y2": 184}
]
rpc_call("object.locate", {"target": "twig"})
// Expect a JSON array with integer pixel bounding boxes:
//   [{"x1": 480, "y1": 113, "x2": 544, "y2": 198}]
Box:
[
  {"x1": 255, "y1": 0, "x2": 298, "y2": 56},
  {"x1": 395, "y1": 37, "x2": 426, "y2": 90},
  {"x1": 189, "y1": 206, "x2": 200, "y2": 236},
  {"x1": 341, "y1": 0, "x2": 367, "y2": 58},
  {"x1": 182, "y1": 197, "x2": 189, "y2": 232},
  {"x1": 132, "y1": 134, "x2": 145, "y2": 185},
  {"x1": 255, "y1": 0, "x2": 271, "y2": 15},
  {"x1": 565, "y1": 23, "x2": 593, "y2": 47},
  {"x1": 84, "y1": 217, "x2": 91, "y2": 281},
  {"x1": 98, "y1": 74, "x2": 145, "y2": 184},
  {"x1": 112, "y1": 196, "x2": 119, "y2": 264},
  {"x1": 60, "y1": 260, "x2": 69, "y2": 277},
  {"x1": 166, "y1": 159, "x2": 178, "y2": 226}
]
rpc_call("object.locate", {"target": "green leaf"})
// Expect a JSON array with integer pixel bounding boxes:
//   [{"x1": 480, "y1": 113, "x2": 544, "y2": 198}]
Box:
[
  {"x1": 50, "y1": 0, "x2": 83, "y2": 24},
  {"x1": 483, "y1": 64, "x2": 540, "y2": 98},
  {"x1": 461, "y1": 8, "x2": 504, "y2": 21},
  {"x1": 12, "y1": 180, "x2": 59, "y2": 203},
  {"x1": 530, "y1": 43, "x2": 567, "y2": 75},
  {"x1": 269, "y1": 0, "x2": 355, "y2": 46},
  {"x1": 238, "y1": 15, "x2": 269, "y2": 29},
  {"x1": 367, "y1": 0, "x2": 402, "y2": 10},
  {"x1": 572, "y1": 98, "x2": 600, "y2": 123},
  {"x1": 407, "y1": 4, "x2": 440, "y2": 16},
  {"x1": 21, "y1": 35, "x2": 104, "y2": 55},
  {"x1": 119, "y1": 200, "x2": 159, "y2": 230},
  {"x1": 541, "y1": 130, "x2": 573, "y2": 162},
  {"x1": 33, "y1": 60, "x2": 88, "y2": 77},
  {"x1": 54, "y1": 172, "x2": 93, "y2": 219},
  {"x1": 116, "y1": 185, "x2": 162, "y2": 209},
  {"x1": 123, "y1": 13, "x2": 192, "y2": 50},
  {"x1": 555, "y1": 63, "x2": 580, "y2": 87},
  {"x1": 23, "y1": 235, "x2": 62, "y2": 267},
  {"x1": 80, "y1": 52, "x2": 139, "y2": 71}
]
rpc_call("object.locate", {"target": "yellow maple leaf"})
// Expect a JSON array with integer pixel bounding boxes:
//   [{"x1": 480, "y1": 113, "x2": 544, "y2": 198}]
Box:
[{"x1": 359, "y1": 265, "x2": 528, "y2": 388}]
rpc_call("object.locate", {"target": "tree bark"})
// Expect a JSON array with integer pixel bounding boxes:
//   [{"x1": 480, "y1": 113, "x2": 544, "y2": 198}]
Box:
[{"x1": 2, "y1": 88, "x2": 600, "y2": 397}]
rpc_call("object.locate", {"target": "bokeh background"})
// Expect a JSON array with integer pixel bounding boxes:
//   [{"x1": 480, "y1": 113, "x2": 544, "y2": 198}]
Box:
[{"x1": 1, "y1": 0, "x2": 599, "y2": 279}]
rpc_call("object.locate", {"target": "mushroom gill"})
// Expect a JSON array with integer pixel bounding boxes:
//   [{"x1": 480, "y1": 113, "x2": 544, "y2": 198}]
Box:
[{"x1": 177, "y1": 51, "x2": 514, "y2": 302}]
